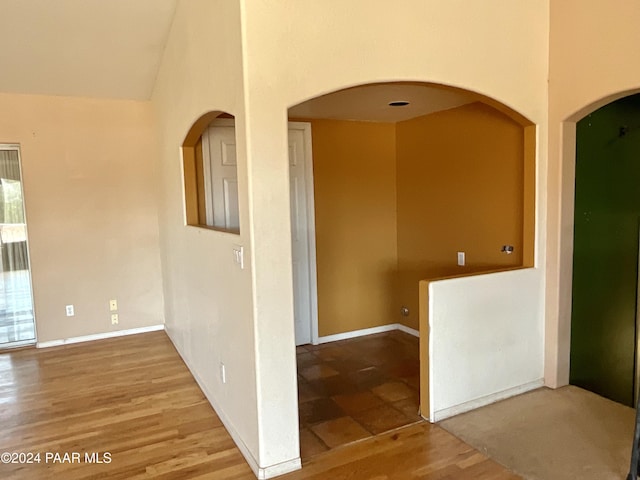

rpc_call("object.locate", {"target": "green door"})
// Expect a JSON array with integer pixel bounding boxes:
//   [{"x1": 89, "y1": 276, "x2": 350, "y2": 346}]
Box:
[{"x1": 571, "y1": 94, "x2": 640, "y2": 407}]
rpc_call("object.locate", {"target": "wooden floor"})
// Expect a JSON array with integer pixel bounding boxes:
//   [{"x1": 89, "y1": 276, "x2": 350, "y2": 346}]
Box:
[
  {"x1": 0, "y1": 331, "x2": 519, "y2": 479},
  {"x1": 283, "y1": 423, "x2": 520, "y2": 480}
]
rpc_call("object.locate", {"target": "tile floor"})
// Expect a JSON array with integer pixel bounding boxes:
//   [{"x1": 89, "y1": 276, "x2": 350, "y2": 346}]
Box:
[{"x1": 297, "y1": 330, "x2": 422, "y2": 459}]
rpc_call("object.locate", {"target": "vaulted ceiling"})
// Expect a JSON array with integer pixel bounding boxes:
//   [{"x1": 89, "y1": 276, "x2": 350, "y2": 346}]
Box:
[
  {"x1": 0, "y1": 1, "x2": 474, "y2": 121},
  {"x1": 0, "y1": 0, "x2": 177, "y2": 100}
]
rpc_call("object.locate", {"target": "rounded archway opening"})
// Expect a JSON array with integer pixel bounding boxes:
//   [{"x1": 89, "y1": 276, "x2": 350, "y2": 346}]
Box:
[
  {"x1": 285, "y1": 81, "x2": 537, "y2": 457},
  {"x1": 567, "y1": 92, "x2": 640, "y2": 407}
]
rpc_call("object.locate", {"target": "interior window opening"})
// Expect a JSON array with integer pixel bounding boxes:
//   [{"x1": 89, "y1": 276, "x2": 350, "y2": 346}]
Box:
[{"x1": 183, "y1": 113, "x2": 239, "y2": 234}]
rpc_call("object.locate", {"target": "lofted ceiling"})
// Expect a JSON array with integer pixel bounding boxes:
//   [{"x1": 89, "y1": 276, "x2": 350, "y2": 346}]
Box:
[
  {"x1": 0, "y1": 2, "x2": 474, "y2": 120},
  {"x1": 0, "y1": 0, "x2": 177, "y2": 100}
]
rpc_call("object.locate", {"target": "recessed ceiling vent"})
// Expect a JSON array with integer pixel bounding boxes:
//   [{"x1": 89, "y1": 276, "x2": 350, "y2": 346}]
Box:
[{"x1": 388, "y1": 100, "x2": 410, "y2": 107}]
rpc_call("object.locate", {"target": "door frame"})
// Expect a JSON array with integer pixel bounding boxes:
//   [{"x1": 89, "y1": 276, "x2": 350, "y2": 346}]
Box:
[
  {"x1": 550, "y1": 91, "x2": 640, "y2": 387},
  {"x1": 0, "y1": 143, "x2": 38, "y2": 349},
  {"x1": 203, "y1": 118, "x2": 239, "y2": 229},
  {"x1": 288, "y1": 122, "x2": 319, "y2": 345},
  {"x1": 200, "y1": 119, "x2": 319, "y2": 344},
  {"x1": 636, "y1": 221, "x2": 640, "y2": 404}
]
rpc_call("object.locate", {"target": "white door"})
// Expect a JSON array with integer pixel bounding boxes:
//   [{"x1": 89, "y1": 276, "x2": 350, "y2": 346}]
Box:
[
  {"x1": 202, "y1": 124, "x2": 240, "y2": 231},
  {"x1": 200, "y1": 122, "x2": 317, "y2": 346},
  {"x1": 288, "y1": 124, "x2": 315, "y2": 346}
]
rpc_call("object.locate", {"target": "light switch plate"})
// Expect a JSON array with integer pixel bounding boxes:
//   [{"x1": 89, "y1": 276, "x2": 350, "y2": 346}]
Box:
[{"x1": 233, "y1": 245, "x2": 244, "y2": 269}]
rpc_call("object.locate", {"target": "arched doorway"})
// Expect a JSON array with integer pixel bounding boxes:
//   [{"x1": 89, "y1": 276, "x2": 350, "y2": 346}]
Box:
[
  {"x1": 286, "y1": 81, "x2": 536, "y2": 458},
  {"x1": 570, "y1": 93, "x2": 640, "y2": 406}
]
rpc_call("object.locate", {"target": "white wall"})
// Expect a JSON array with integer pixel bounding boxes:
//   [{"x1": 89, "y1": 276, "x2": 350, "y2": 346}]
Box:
[
  {"x1": 151, "y1": 0, "x2": 265, "y2": 476},
  {"x1": 546, "y1": 0, "x2": 640, "y2": 387},
  {"x1": 0, "y1": 93, "x2": 164, "y2": 344},
  {"x1": 240, "y1": 0, "x2": 548, "y2": 471},
  {"x1": 428, "y1": 269, "x2": 544, "y2": 421},
  {"x1": 152, "y1": 0, "x2": 550, "y2": 476}
]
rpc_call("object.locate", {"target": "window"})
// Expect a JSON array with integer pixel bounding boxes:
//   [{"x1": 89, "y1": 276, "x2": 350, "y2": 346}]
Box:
[{"x1": 0, "y1": 145, "x2": 36, "y2": 347}]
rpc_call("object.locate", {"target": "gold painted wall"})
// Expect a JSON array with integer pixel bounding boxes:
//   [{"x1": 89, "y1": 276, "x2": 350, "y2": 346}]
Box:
[
  {"x1": 396, "y1": 103, "x2": 525, "y2": 329},
  {"x1": 310, "y1": 105, "x2": 527, "y2": 334},
  {"x1": 309, "y1": 119, "x2": 398, "y2": 337}
]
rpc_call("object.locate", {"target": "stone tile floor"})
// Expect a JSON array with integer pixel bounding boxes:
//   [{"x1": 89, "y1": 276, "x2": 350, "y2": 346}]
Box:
[{"x1": 297, "y1": 330, "x2": 422, "y2": 459}]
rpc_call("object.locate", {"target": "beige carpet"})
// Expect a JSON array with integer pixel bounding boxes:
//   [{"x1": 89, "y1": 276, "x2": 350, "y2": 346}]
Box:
[{"x1": 439, "y1": 386, "x2": 635, "y2": 480}]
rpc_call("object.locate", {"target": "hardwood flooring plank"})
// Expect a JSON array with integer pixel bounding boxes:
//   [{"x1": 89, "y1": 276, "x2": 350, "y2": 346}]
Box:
[{"x1": 0, "y1": 331, "x2": 518, "y2": 479}]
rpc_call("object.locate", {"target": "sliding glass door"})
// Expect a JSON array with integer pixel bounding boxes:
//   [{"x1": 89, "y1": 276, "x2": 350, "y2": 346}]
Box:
[{"x1": 0, "y1": 145, "x2": 35, "y2": 347}]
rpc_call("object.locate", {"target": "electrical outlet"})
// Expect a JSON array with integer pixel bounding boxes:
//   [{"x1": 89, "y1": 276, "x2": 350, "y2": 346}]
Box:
[
  {"x1": 65, "y1": 305, "x2": 74, "y2": 316},
  {"x1": 457, "y1": 251, "x2": 465, "y2": 266},
  {"x1": 109, "y1": 299, "x2": 118, "y2": 311},
  {"x1": 111, "y1": 313, "x2": 119, "y2": 325},
  {"x1": 220, "y1": 362, "x2": 226, "y2": 384}
]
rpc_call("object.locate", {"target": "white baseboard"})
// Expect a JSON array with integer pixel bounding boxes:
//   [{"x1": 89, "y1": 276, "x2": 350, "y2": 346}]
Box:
[
  {"x1": 431, "y1": 378, "x2": 544, "y2": 422},
  {"x1": 397, "y1": 323, "x2": 420, "y2": 337},
  {"x1": 36, "y1": 325, "x2": 165, "y2": 348},
  {"x1": 315, "y1": 322, "x2": 420, "y2": 344},
  {"x1": 164, "y1": 329, "x2": 301, "y2": 479},
  {"x1": 258, "y1": 458, "x2": 302, "y2": 479}
]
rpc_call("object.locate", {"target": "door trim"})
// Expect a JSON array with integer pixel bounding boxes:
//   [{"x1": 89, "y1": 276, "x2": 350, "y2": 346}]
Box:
[
  {"x1": 288, "y1": 122, "x2": 319, "y2": 345},
  {"x1": 635, "y1": 220, "x2": 640, "y2": 404}
]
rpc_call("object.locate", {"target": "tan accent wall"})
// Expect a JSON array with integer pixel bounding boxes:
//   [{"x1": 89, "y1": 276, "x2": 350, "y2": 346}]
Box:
[
  {"x1": 309, "y1": 119, "x2": 398, "y2": 336},
  {"x1": 396, "y1": 103, "x2": 525, "y2": 330},
  {"x1": 0, "y1": 92, "x2": 164, "y2": 343}
]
